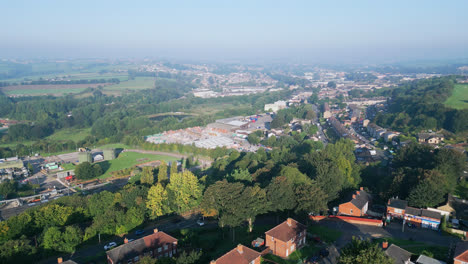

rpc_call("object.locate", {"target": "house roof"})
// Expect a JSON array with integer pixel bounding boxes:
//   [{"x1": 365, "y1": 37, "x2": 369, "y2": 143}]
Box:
[
  {"x1": 418, "y1": 133, "x2": 444, "y2": 140},
  {"x1": 415, "y1": 254, "x2": 447, "y2": 264},
  {"x1": 62, "y1": 260, "x2": 78, "y2": 264},
  {"x1": 385, "y1": 244, "x2": 412, "y2": 264},
  {"x1": 106, "y1": 230, "x2": 177, "y2": 263},
  {"x1": 454, "y1": 242, "x2": 468, "y2": 262},
  {"x1": 214, "y1": 244, "x2": 261, "y2": 264},
  {"x1": 388, "y1": 199, "x2": 408, "y2": 210},
  {"x1": 349, "y1": 190, "x2": 371, "y2": 210},
  {"x1": 404, "y1": 207, "x2": 442, "y2": 220},
  {"x1": 265, "y1": 218, "x2": 306, "y2": 242}
]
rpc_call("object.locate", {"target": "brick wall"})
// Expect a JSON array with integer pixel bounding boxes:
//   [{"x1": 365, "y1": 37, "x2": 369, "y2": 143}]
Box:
[{"x1": 338, "y1": 202, "x2": 362, "y2": 216}]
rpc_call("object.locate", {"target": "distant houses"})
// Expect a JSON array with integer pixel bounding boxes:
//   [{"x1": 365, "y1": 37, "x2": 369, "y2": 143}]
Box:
[{"x1": 417, "y1": 132, "x2": 444, "y2": 145}]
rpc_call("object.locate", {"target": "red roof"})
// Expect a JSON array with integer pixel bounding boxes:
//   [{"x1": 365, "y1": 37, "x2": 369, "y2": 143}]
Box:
[
  {"x1": 265, "y1": 218, "x2": 306, "y2": 242},
  {"x1": 214, "y1": 244, "x2": 261, "y2": 264},
  {"x1": 454, "y1": 242, "x2": 468, "y2": 262}
]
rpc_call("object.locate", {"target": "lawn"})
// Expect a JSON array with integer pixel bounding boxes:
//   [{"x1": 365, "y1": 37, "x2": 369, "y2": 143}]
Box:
[
  {"x1": 98, "y1": 151, "x2": 178, "y2": 179},
  {"x1": 262, "y1": 244, "x2": 321, "y2": 264},
  {"x1": 46, "y1": 128, "x2": 91, "y2": 142},
  {"x1": 103, "y1": 77, "x2": 155, "y2": 91},
  {"x1": 61, "y1": 163, "x2": 75, "y2": 171},
  {"x1": 445, "y1": 84, "x2": 468, "y2": 109},
  {"x1": 97, "y1": 143, "x2": 131, "y2": 149},
  {"x1": 308, "y1": 225, "x2": 343, "y2": 243}
]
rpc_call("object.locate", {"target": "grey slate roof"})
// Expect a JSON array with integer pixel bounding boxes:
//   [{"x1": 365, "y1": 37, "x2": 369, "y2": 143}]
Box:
[
  {"x1": 454, "y1": 241, "x2": 468, "y2": 260},
  {"x1": 404, "y1": 206, "x2": 421, "y2": 216},
  {"x1": 350, "y1": 190, "x2": 371, "y2": 210},
  {"x1": 385, "y1": 244, "x2": 412, "y2": 264},
  {"x1": 415, "y1": 254, "x2": 447, "y2": 264},
  {"x1": 404, "y1": 207, "x2": 442, "y2": 220},
  {"x1": 388, "y1": 199, "x2": 408, "y2": 210}
]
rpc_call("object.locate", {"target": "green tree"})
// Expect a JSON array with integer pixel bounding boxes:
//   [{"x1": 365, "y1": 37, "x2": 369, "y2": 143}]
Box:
[
  {"x1": 34, "y1": 204, "x2": 73, "y2": 228},
  {"x1": 294, "y1": 184, "x2": 328, "y2": 216},
  {"x1": 87, "y1": 191, "x2": 115, "y2": 217},
  {"x1": 0, "y1": 236, "x2": 37, "y2": 264},
  {"x1": 158, "y1": 161, "x2": 168, "y2": 184},
  {"x1": 170, "y1": 161, "x2": 178, "y2": 175},
  {"x1": 240, "y1": 185, "x2": 269, "y2": 232},
  {"x1": 327, "y1": 81, "x2": 337, "y2": 88},
  {"x1": 139, "y1": 255, "x2": 157, "y2": 264},
  {"x1": 167, "y1": 171, "x2": 202, "y2": 213},
  {"x1": 0, "y1": 180, "x2": 17, "y2": 199},
  {"x1": 339, "y1": 238, "x2": 393, "y2": 264},
  {"x1": 75, "y1": 162, "x2": 97, "y2": 180},
  {"x1": 228, "y1": 169, "x2": 252, "y2": 183},
  {"x1": 280, "y1": 166, "x2": 312, "y2": 185},
  {"x1": 175, "y1": 250, "x2": 203, "y2": 264},
  {"x1": 408, "y1": 170, "x2": 447, "y2": 208},
  {"x1": 42, "y1": 226, "x2": 83, "y2": 253},
  {"x1": 266, "y1": 176, "x2": 296, "y2": 220},
  {"x1": 140, "y1": 167, "x2": 155, "y2": 185},
  {"x1": 146, "y1": 184, "x2": 171, "y2": 219}
]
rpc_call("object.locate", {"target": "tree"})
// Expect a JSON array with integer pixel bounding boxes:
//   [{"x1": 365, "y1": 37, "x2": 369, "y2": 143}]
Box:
[
  {"x1": 0, "y1": 236, "x2": 37, "y2": 264},
  {"x1": 42, "y1": 226, "x2": 83, "y2": 253},
  {"x1": 34, "y1": 204, "x2": 73, "y2": 228},
  {"x1": 170, "y1": 161, "x2": 178, "y2": 175},
  {"x1": 0, "y1": 180, "x2": 17, "y2": 199},
  {"x1": 140, "y1": 167, "x2": 155, "y2": 185},
  {"x1": 408, "y1": 170, "x2": 447, "y2": 208},
  {"x1": 75, "y1": 162, "x2": 98, "y2": 180},
  {"x1": 138, "y1": 255, "x2": 157, "y2": 264},
  {"x1": 266, "y1": 176, "x2": 296, "y2": 218},
  {"x1": 247, "y1": 133, "x2": 261, "y2": 145},
  {"x1": 158, "y1": 161, "x2": 168, "y2": 184},
  {"x1": 146, "y1": 184, "x2": 171, "y2": 219},
  {"x1": 228, "y1": 169, "x2": 252, "y2": 183},
  {"x1": 87, "y1": 191, "x2": 115, "y2": 217},
  {"x1": 167, "y1": 171, "x2": 202, "y2": 213},
  {"x1": 327, "y1": 81, "x2": 337, "y2": 88},
  {"x1": 240, "y1": 185, "x2": 269, "y2": 232},
  {"x1": 294, "y1": 184, "x2": 328, "y2": 216},
  {"x1": 339, "y1": 238, "x2": 393, "y2": 264},
  {"x1": 175, "y1": 250, "x2": 203, "y2": 264},
  {"x1": 280, "y1": 166, "x2": 312, "y2": 185}
]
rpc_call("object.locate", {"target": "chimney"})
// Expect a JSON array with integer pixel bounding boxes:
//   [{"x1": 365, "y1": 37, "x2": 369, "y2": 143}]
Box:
[
  {"x1": 210, "y1": 261, "x2": 216, "y2": 264},
  {"x1": 360, "y1": 187, "x2": 364, "y2": 191},
  {"x1": 237, "y1": 244, "x2": 243, "y2": 254},
  {"x1": 154, "y1": 228, "x2": 159, "y2": 233},
  {"x1": 287, "y1": 218, "x2": 292, "y2": 226},
  {"x1": 382, "y1": 241, "x2": 388, "y2": 249},
  {"x1": 352, "y1": 194, "x2": 356, "y2": 199},
  {"x1": 356, "y1": 191, "x2": 360, "y2": 195},
  {"x1": 57, "y1": 258, "x2": 63, "y2": 264},
  {"x1": 124, "y1": 238, "x2": 129, "y2": 244}
]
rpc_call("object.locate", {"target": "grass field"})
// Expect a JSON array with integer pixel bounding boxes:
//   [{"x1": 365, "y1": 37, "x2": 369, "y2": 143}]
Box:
[
  {"x1": 104, "y1": 77, "x2": 155, "y2": 91},
  {"x1": 46, "y1": 128, "x2": 91, "y2": 142},
  {"x1": 98, "y1": 151, "x2": 178, "y2": 178},
  {"x1": 308, "y1": 225, "x2": 343, "y2": 243},
  {"x1": 445, "y1": 84, "x2": 468, "y2": 109},
  {"x1": 1, "y1": 83, "x2": 106, "y2": 96}
]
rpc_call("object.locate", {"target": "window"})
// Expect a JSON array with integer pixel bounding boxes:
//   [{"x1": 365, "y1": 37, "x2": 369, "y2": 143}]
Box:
[
  {"x1": 291, "y1": 245, "x2": 295, "y2": 252},
  {"x1": 134, "y1": 256, "x2": 139, "y2": 262},
  {"x1": 250, "y1": 261, "x2": 255, "y2": 264},
  {"x1": 164, "y1": 252, "x2": 168, "y2": 257},
  {"x1": 350, "y1": 209, "x2": 353, "y2": 214},
  {"x1": 127, "y1": 260, "x2": 132, "y2": 264},
  {"x1": 158, "y1": 247, "x2": 162, "y2": 253},
  {"x1": 164, "y1": 245, "x2": 168, "y2": 250}
]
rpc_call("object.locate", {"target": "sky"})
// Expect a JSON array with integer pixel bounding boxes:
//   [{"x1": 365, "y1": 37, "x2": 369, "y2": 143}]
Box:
[{"x1": 1, "y1": 0, "x2": 468, "y2": 63}]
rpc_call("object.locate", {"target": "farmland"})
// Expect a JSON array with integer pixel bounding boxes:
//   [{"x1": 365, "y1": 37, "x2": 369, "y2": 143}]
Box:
[
  {"x1": 46, "y1": 128, "x2": 92, "y2": 142},
  {"x1": 98, "y1": 151, "x2": 178, "y2": 179},
  {"x1": 445, "y1": 84, "x2": 468, "y2": 109},
  {"x1": 1, "y1": 83, "x2": 106, "y2": 96},
  {"x1": 103, "y1": 77, "x2": 155, "y2": 90}
]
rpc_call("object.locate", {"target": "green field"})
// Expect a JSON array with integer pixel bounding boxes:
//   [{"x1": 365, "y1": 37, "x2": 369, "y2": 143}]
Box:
[
  {"x1": 104, "y1": 77, "x2": 155, "y2": 91},
  {"x1": 46, "y1": 128, "x2": 91, "y2": 142},
  {"x1": 3, "y1": 87, "x2": 88, "y2": 96},
  {"x1": 98, "y1": 151, "x2": 178, "y2": 179},
  {"x1": 445, "y1": 84, "x2": 468, "y2": 109}
]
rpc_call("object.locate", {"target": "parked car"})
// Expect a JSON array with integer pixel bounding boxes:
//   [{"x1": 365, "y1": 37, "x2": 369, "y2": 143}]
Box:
[
  {"x1": 104, "y1": 242, "x2": 117, "y2": 250},
  {"x1": 135, "y1": 229, "x2": 145, "y2": 236},
  {"x1": 196, "y1": 219, "x2": 205, "y2": 226}
]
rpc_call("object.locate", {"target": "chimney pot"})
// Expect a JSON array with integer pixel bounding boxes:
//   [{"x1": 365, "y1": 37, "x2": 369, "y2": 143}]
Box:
[
  {"x1": 57, "y1": 258, "x2": 63, "y2": 264},
  {"x1": 237, "y1": 244, "x2": 243, "y2": 254},
  {"x1": 356, "y1": 191, "x2": 360, "y2": 195},
  {"x1": 360, "y1": 187, "x2": 364, "y2": 191},
  {"x1": 382, "y1": 241, "x2": 389, "y2": 249},
  {"x1": 287, "y1": 218, "x2": 293, "y2": 226},
  {"x1": 388, "y1": 199, "x2": 391, "y2": 205},
  {"x1": 124, "y1": 238, "x2": 129, "y2": 244},
  {"x1": 210, "y1": 261, "x2": 216, "y2": 264},
  {"x1": 154, "y1": 228, "x2": 158, "y2": 233},
  {"x1": 352, "y1": 194, "x2": 356, "y2": 199}
]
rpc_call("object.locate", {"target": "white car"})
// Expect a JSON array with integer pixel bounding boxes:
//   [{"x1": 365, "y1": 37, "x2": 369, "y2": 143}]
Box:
[
  {"x1": 104, "y1": 242, "x2": 117, "y2": 250},
  {"x1": 196, "y1": 219, "x2": 205, "y2": 226}
]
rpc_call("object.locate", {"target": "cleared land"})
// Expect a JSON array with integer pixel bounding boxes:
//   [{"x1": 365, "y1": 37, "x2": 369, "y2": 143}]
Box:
[
  {"x1": 445, "y1": 84, "x2": 468, "y2": 109},
  {"x1": 98, "y1": 151, "x2": 178, "y2": 179},
  {"x1": 1, "y1": 83, "x2": 108, "y2": 96},
  {"x1": 46, "y1": 128, "x2": 91, "y2": 142},
  {"x1": 104, "y1": 77, "x2": 155, "y2": 91}
]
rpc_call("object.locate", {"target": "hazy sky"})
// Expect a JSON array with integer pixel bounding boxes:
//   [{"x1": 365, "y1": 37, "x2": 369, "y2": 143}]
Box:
[{"x1": 1, "y1": 0, "x2": 468, "y2": 63}]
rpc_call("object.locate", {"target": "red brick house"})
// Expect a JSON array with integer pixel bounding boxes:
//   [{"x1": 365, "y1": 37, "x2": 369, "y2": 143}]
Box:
[
  {"x1": 106, "y1": 229, "x2": 177, "y2": 264},
  {"x1": 387, "y1": 198, "x2": 408, "y2": 219},
  {"x1": 265, "y1": 218, "x2": 306, "y2": 258},
  {"x1": 211, "y1": 244, "x2": 261, "y2": 264},
  {"x1": 453, "y1": 242, "x2": 468, "y2": 264},
  {"x1": 338, "y1": 187, "x2": 371, "y2": 217}
]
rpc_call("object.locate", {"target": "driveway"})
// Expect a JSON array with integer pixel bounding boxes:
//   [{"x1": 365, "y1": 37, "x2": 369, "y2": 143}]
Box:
[{"x1": 318, "y1": 219, "x2": 459, "y2": 248}]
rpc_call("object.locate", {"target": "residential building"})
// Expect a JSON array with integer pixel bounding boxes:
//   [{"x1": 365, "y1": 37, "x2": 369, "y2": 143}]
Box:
[
  {"x1": 106, "y1": 229, "x2": 177, "y2": 264},
  {"x1": 338, "y1": 187, "x2": 371, "y2": 217},
  {"x1": 417, "y1": 133, "x2": 444, "y2": 144},
  {"x1": 383, "y1": 131, "x2": 399, "y2": 142},
  {"x1": 385, "y1": 244, "x2": 412, "y2": 264},
  {"x1": 210, "y1": 244, "x2": 261, "y2": 264},
  {"x1": 387, "y1": 198, "x2": 408, "y2": 219},
  {"x1": 454, "y1": 242, "x2": 468, "y2": 264},
  {"x1": 404, "y1": 207, "x2": 442, "y2": 230},
  {"x1": 415, "y1": 254, "x2": 447, "y2": 264},
  {"x1": 265, "y1": 218, "x2": 307, "y2": 258}
]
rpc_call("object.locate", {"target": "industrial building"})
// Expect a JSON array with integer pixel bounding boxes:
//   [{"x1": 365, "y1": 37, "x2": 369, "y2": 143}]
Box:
[
  {"x1": 103, "y1": 148, "x2": 116, "y2": 160},
  {"x1": 78, "y1": 151, "x2": 92, "y2": 163}
]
